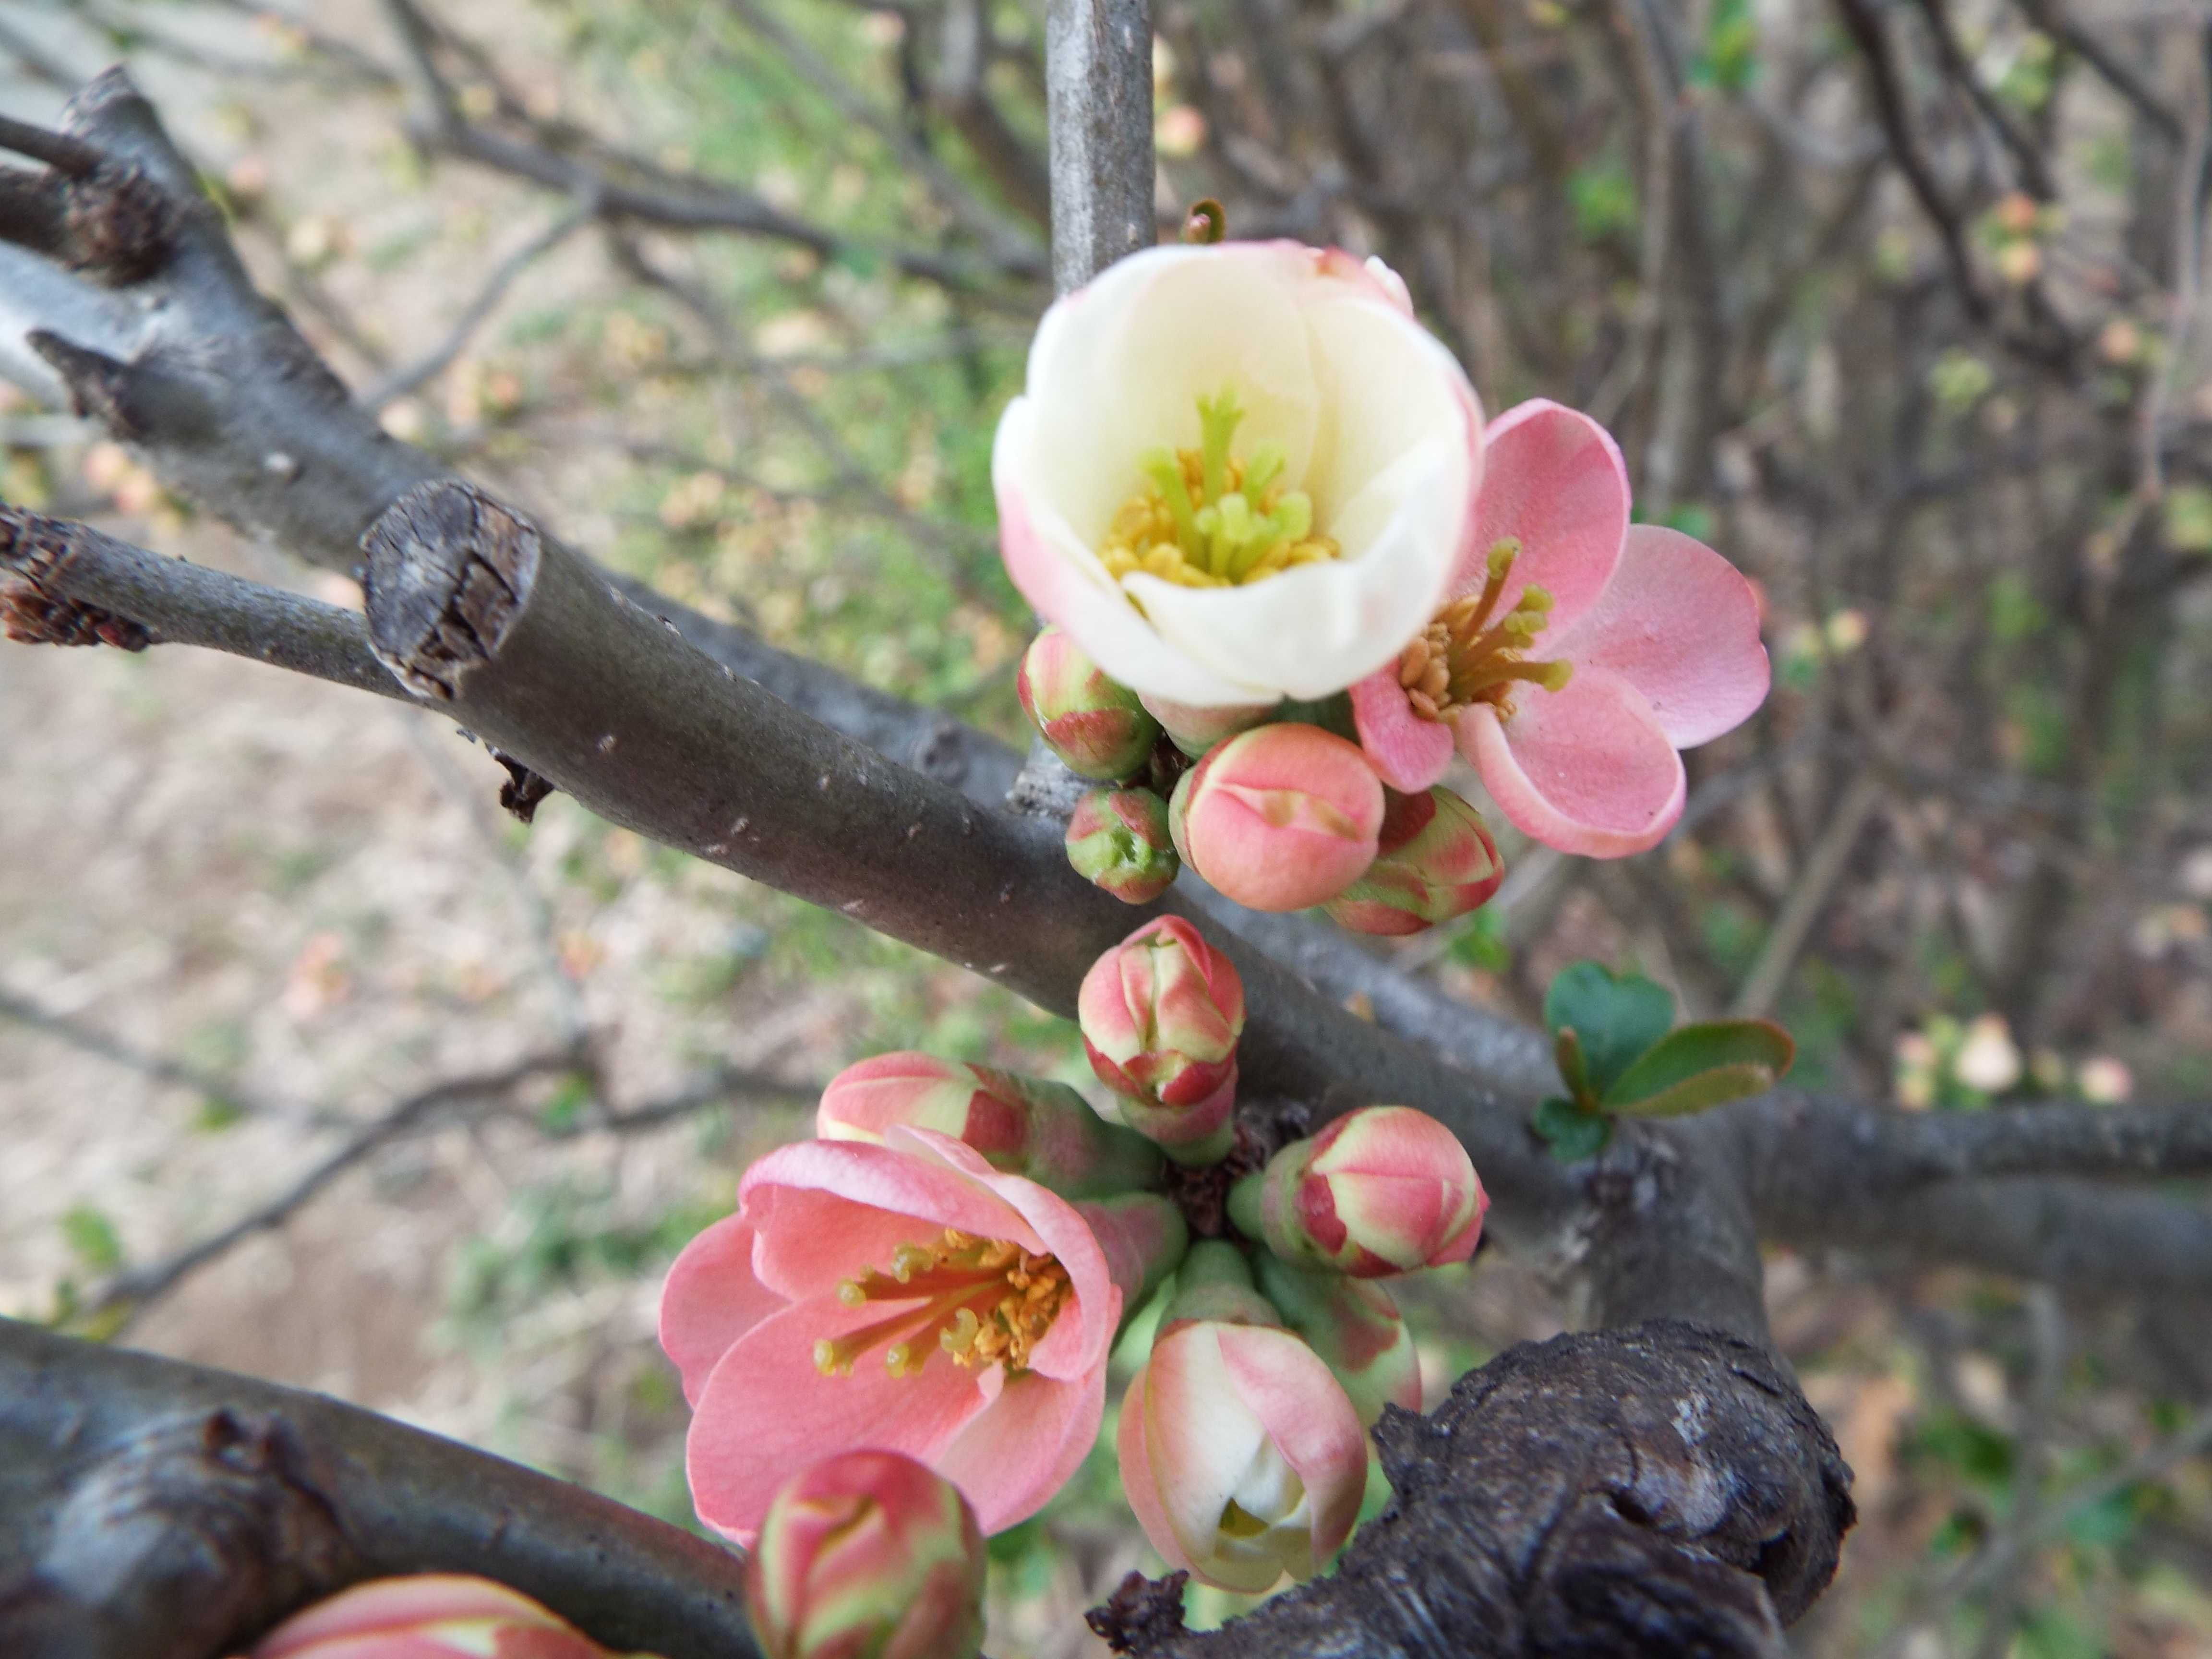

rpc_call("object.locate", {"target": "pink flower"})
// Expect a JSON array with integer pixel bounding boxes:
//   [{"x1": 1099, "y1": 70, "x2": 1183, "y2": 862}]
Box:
[
  {"x1": 1168, "y1": 723, "x2": 1384, "y2": 912},
  {"x1": 1228, "y1": 1106, "x2": 1486, "y2": 1277},
  {"x1": 746, "y1": 1451, "x2": 987, "y2": 1659},
  {"x1": 994, "y1": 242, "x2": 1482, "y2": 708},
  {"x1": 1116, "y1": 1249, "x2": 1368, "y2": 1592},
  {"x1": 659, "y1": 1129, "x2": 1127, "y2": 1543},
  {"x1": 1078, "y1": 916, "x2": 1245, "y2": 1161},
  {"x1": 241, "y1": 1575, "x2": 623, "y2": 1659},
  {"x1": 1350, "y1": 399, "x2": 1769, "y2": 856}
]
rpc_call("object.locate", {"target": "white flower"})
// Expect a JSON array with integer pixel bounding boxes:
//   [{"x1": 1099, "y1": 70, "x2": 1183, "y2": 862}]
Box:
[{"x1": 992, "y1": 242, "x2": 1482, "y2": 707}]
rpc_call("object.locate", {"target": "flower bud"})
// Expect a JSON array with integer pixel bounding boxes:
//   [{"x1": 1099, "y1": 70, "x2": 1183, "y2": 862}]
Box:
[
  {"x1": 1118, "y1": 1244, "x2": 1367, "y2": 1592},
  {"x1": 746, "y1": 1450, "x2": 987, "y2": 1659},
  {"x1": 1252, "y1": 1254, "x2": 1421, "y2": 1426},
  {"x1": 1169, "y1": 724, "x2": 1383, "y2": 912},
  {"x1": 1322, "y1": 787, "x2": 1503, "y2": 937},
  {"x1": 817, "y1": 1052, "x2": 1162, "y2": 1198},
  {"x1": 1079, "y1": 917, "x2": 1245, "y2": 1164},
  {"x1": 1229, "y1": 1106, "x2": 1486, "y2": 1277},
  {"x1": 1018, "y1": 626, "x2": 1160, "y2": 780},
  {"x1": 1066, "y1": 787, "x2": 1180, "y2": 903},
  {"x1": 1139, "y1": 692, "x2": 1275, "y2": 758},
  {"x1": 245, "y1": 1575, "x2": 628, "y2": 1659}
]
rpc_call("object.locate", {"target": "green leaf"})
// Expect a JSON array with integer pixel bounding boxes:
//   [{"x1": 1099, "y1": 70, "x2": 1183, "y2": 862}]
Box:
[
  {"x1": 1532, "y1": 1096, "x2": 1613, "y2": 1162},
  {"x1": 1553, "y1": 1027, "x2": 1592, "y2": 1106},
  {"x1": 1602, "y1": 1020, "x2": 1796, "y2": 1115},
  {"x1": 60, "y1": 1205, "x2": 123, "y2": 1275},
  {"x1": 1543, "y1": 962, "x2": 1674, "y2": 1097}
]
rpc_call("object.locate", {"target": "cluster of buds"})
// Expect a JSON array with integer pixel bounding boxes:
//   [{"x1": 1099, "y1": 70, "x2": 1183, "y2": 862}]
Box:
[{"x1": 1019, "y1": 621, "x2": 1508, "y2": 936}]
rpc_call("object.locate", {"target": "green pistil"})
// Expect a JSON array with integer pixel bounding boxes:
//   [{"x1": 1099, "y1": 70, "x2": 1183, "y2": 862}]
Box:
[
  {"x1": 1141, "y1": 446, "x2": 1202, "y2": 548},
  {"x1": 1197, "y1": 385, "x2": 1243, "y2": 507}
]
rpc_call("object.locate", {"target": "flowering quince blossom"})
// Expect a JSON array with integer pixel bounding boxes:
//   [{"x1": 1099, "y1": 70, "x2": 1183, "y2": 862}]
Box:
[
  {"x1": 239, "y1": 1574, "x2": 637, "y2": 1659},
  {"x1": 1116, "y1": 1244, "x2": 1368, "y2": 1592},
  {"x1": 994, "y1": 241, "x2": 1483, "y2": 708},
  {"x1": 1350, "y1": 399, "x2": 1770, "y2": 856},
  {"x1": 659, "y1": 1127, "x2": 1129, "y2": 1543}
]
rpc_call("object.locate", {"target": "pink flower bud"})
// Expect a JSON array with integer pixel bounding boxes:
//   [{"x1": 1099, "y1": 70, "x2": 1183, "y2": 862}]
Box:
[
  {"x1": 746, "y1": 1450, "x2": 987, "y2": 1659},
  {"x1": 1252, "y1": 1254, "x2": 1422, "y2": 1427},
  {"x1": 1117, "y1": 1247, "x2": 1367, "y2": 1592},
  {"x1": 1229, "y1": 1106, "x2": 1486, "y2": 1277},
  {"x1": 1322, "y1": 787, "x2": 1503, "y2": 936},
  {"x1": 1018, "y1": 626, "x2": 1160, "y2": 780},
  {"x1": 817, "y1": 1052, "x2": 1162, "y2": 1198},
  {"x1": 1078, "y1": 918, "x2": 1245, "y2": 1164},
  {"x1": 1168, "y1": 724, "x2": 1384, "y2": 912},
  {"x1": 244, "y1": 1575, "x2": 624, "y2": 1659},
  {"x1": 1138, "y1": 692, "x2": 1275, "y2": 758},
  {"x1": 1066, "y1": 787, "x2": 1180, "y2": 903}
]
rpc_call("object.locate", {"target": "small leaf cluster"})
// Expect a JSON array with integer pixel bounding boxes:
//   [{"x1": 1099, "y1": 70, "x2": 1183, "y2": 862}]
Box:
[{"x1": 1532, "y1": 961, "x2": 1795, "y2": 1160}]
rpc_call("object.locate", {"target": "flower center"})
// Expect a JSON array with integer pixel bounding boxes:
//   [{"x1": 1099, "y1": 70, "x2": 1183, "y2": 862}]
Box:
[
  {"x1": 1098, "y1": 386, "x2": 1341, "y2": 589},
  {"x1": 1397, "y1": 539, "x2": 1572, "y2": 721},
  {"x1": 814, "y1": 1228, "x2": 1073, "y2": 1381}
]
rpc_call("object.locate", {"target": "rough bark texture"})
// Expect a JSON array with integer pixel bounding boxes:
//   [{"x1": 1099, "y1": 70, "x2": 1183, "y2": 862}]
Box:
[
  {"x1": 1106, "y1": 1323, "x2": 1855, "y2": 1659},
  {"x1": 0, "y1": 1320, "x2": 757, "y2": 1659}
]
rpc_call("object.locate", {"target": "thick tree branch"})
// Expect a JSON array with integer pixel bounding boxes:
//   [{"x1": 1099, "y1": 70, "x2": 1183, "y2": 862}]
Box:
[{"x1": 0, "y1": 1320, "x2": 757, "y2": 1659}]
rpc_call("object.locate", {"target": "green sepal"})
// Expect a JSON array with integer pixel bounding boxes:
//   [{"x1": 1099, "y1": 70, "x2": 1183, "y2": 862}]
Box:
[
  {"x1": 1541, "y1": 962, "x2": 1674, "y2": 1098},
  {"x1": 1532, "y1": 1095, "x2": 1612, "y2": 1162},
  {"x1": 1602, "y1": 1020, "x2": 1796, "y2": 1117}
]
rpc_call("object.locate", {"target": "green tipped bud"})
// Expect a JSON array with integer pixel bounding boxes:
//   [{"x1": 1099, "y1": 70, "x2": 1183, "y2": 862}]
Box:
[
  {"x1": 746, "y1": 1451, "x2": 986, "y2": 1659},
  {"x1": 1066, "y1": 787, "x2": 1180, "y2": 904},
  {"x1": 1323, "y1": 787, "x2": 1504, "y2": 937},
  {"x1": 1017, "y1": 627, "x2": 1160, "y2": 781}
]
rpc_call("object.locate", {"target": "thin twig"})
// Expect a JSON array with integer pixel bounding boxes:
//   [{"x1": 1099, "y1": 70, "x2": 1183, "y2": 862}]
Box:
[
  {"x1": 1731, "y1": 769, "x2": 1886, "y2": 1017},
  {"x1": 361, "y1": 197, "x2": 597, "y2": 409}
]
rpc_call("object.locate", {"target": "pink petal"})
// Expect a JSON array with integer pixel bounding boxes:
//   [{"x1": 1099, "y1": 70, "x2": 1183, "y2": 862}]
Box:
[
  {"x1": 891, "y1": 1128, "x2": 1119, "y2": 1382},
  {"x1": 1544, "y1": 525, "x2": 1770, "y2": 748},
  {"x1": 932, "y1": 1365, "x2": 1106, "y2": 1534},
  {"x1": 251, "y1": 1577, "x2": 567, "y2": 1655},
  {"x1": 1215, "y1": 1325, "x2": 1369, "y2": 1564},
  {"x1": 685, "y1": 1294, "x2": 989, "y2": 1547},
  {"x1": 738, "y1": 1138, "x2": 1045, "y2": 1301},
  {"x1": 1349, "y1": 669, "x2": 1455, "y2": 793},
  {"x1": 659, "y1": 1212, "x2": 784, "y2": 1408},
  {"x1": 1461, "y1": 667, "x2": 1686, "y2": 857},
  {"x1": 1453, "y1": 399, "x2": 1627, "y2": 634},
  {"x1": 1142, "y1": 1326, "x2": 1271, "y2": 1563},
  {"x1": 1114, "y1": 1368, "x2": 1194, "y2": 1574}
]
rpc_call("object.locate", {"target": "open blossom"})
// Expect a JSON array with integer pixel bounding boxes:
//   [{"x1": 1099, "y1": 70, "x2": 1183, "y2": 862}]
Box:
[
  {"x1": 1116, "y1": 1244, "x2": 1367, "y2": 1592},
  {"x1": 746, "y1": 1451, "x2": 987, "y2": 1659},
  {"x1": 240, "y1": 1575, "x2": 633, "y2": 1659},
  {"x1": 660, "y1": 1128, "x2": 1133, "y2": 1543},
  {"x1": 994, "y1": 241, "x2": 1482, "y2": 709},
  {"x1": 1350, "y1": 399, "x2": 1770, "y2": 856}
]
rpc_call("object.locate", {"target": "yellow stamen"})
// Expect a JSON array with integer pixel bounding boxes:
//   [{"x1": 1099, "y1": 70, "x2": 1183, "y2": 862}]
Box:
[
  {"x1": 1396, "y1": 539, "x2": 1572, "y2": 723},
  {"x1": 813, "y1": 1227, "x2": 1073, "y2": 1382},
  {"x1": 1099, "y1": 386, "x2": 1341, "y2": 590}
]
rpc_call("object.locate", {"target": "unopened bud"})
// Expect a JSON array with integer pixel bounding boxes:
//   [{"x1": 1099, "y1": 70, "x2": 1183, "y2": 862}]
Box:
[
  {"x1": 1229, "y1": 1106, "x2": 1486, "y2": 1277},
  {"x1": 245, "y1": 1575, "x2": 633, "y2": 1659},
  {"x1": 1079, "y1": 918, "x2": 1245, "y2": 1164},
  {"x1": 817, "y1": 1052, "x2": 1161, "y2": 1197},
  {"x1": 1066, "y1": 787, "x2": 1179, "y2": 903},
  {"x1": 1323, "y1": 787, "x2": 1503, "y2": 936},
  {"x1": 1169, "y1": 724, "x2": 1383, "y2": 912},
  {"x1": 746, "y1": 1450, "x2": 986, "y2": 1659},
  {"x1": 1018, "y1": 627, "x2": 1159, "y2": 780},
  {"x1": 1138, "y1": 692, "x2": 1275, "y2": 758},
  {"x1": 1252, "y1": 1254, "x2": 1421, "y2": 1426}
]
